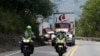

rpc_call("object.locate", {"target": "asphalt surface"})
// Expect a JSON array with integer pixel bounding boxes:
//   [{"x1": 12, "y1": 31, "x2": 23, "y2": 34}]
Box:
[
  {"x1": 0, "y1": 40, "x2": 100, "y2": 56},
  {"x1": 74, "y1": 40, "x2": 100, "y2": 56}
]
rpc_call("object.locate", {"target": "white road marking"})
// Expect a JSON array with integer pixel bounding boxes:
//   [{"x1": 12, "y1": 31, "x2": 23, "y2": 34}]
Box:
[{"x1": 5, "y1": 51, "x2": 20, "y2": 56}]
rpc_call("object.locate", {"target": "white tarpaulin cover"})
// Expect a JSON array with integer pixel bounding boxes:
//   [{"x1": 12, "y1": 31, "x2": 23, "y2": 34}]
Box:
[{"x1": 39, "y1": 22, "x2": 50, "y2": 36}]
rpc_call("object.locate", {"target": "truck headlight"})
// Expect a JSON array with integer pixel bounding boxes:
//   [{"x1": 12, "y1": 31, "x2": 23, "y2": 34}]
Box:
[
  {"x1": 51, "y1": 34, "x2": 56, "y2": 39},
  {"x1": 69, "y1": 34, "x2": 72, "y2": 38},
  {"x1": 44, "y1": 34, "x2": 49, "y2": 37},
  {"x1": 67, "y1": 34, "x2": 73, "y2": 40}
]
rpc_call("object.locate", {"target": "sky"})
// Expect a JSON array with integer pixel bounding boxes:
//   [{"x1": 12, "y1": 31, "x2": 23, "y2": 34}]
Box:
[{"x1": 51, "y1": 0, "x2": 87, "y2": 16}]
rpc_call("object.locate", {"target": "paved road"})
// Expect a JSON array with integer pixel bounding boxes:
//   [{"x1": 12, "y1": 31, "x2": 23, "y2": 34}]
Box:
[
  {"x1": 0, "y1": 40, "x2": 100, "y2": 56},
  {"x1": 0, "y1": 45, "x2": 72, "y2": 56},
  {"x1": 74, "y1": 40, "x2": 100, "y2": 56}
]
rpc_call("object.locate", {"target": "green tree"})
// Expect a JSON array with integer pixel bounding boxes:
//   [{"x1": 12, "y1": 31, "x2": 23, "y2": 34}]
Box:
[
  {"x1": 0, "y1": 0, "x2": 54, "y2": 35},
  {"x1": 76, "y1": 0, "x2": 100, "y2": 37},
  {"x1": 0, "y1": 0, "x2": 54, "y2": 17}
]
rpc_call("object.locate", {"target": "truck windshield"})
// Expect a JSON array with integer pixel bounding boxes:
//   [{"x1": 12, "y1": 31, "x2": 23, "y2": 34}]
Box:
[{"x1": 55, "y1": 23, "x2": 70, "y2": 28}]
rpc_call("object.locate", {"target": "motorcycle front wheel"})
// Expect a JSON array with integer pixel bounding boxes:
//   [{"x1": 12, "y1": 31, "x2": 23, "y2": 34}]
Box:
[
  {"x1": 58, "y1": 52, "x2": 63, "y2": 56},
  {"x1": 24, "y1": 53, "x2": 30, "y2": 56}
]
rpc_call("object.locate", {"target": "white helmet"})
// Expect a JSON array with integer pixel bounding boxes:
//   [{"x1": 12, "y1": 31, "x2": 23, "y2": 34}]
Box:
[{"x1": 26, "y1": 25, "x2": 32, "y2": 29}]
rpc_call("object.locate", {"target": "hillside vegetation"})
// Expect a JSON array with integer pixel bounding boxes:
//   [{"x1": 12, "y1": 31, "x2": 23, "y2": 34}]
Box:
[{"x1": 76, "y1": 0, "x2": 100, "y2": 37}]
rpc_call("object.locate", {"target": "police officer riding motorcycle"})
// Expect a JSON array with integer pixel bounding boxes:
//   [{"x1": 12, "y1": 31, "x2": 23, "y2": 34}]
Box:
[
  {"x1": 19, "y1": 25, "x2": 35, "y2": 56},
  {"x1": 54, "y1": 31, "x2": 67, "y2": 56}
]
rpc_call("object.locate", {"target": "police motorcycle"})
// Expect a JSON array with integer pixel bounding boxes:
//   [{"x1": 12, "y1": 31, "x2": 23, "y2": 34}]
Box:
[
  {"x1": 54, "y1": 31, "x2": 67, "y2": 56},
  {"x1": 21, "y1": 35, "x2": 34, "y2": 56}
]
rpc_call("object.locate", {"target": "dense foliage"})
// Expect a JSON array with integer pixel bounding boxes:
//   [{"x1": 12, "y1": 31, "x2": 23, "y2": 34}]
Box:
[
  {"x1": 0, "y1": 0, "x2": 54, "y2": 35},
  {"x1": 76, "y1": 0, "x2": 100, "y2": 37}
]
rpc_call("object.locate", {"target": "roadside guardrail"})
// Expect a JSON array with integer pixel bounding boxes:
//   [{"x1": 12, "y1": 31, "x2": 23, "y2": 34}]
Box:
[{"x1": 75, "y1": 37, "x2": 100, "y2": 42}]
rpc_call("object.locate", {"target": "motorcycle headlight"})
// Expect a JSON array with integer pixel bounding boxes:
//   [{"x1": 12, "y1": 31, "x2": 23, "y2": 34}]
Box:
[{"x1": 23, "y1": 39, "x2": 30, "y2": 43}]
